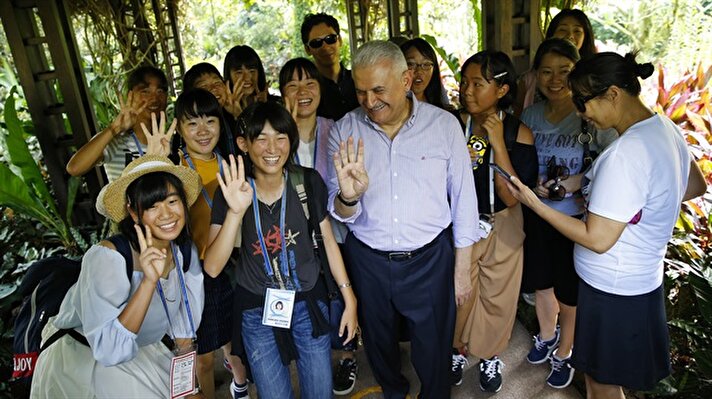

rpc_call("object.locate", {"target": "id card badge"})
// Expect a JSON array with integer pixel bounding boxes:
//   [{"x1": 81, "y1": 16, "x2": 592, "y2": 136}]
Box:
[
  {"x1": 262, "y1": 288, "x2": 296, "y2": 329},
  {"x1": 169, "y1": 350, "x2": 197, "y2": 398}
]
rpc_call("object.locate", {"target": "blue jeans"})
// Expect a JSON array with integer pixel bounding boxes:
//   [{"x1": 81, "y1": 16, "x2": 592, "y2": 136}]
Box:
[
  {"x1": 242, "y1": 300, "x2": 332, "y2": 398},
  {"x1": 329, "y1": 297, "x2": 358, "y2": 351}
]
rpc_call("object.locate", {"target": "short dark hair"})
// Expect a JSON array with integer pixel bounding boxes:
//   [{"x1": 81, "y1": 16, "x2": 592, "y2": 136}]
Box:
[
  {"x1": 279, "y1": 57, "x2": 321, "y2": 94},
  {"x1": 223, "y1": 45, "x2": 267, "y2": 92},
  {"x1": 545, "y1": 9, "x2": 597, "y2": 60},
  {"x1": 532, "y1": 38, "x2": 581, "y2": 70},
  {"x1": 126, "y1": 66, "x2": 168, "y2": 92},
  {"x1": 400, "y1": 37, "x2": 444, "y2": 109},
  {"x1": 183, "y1": 62, "x2": 223, "y2": 92},
  {"x1": 118, "y1": 172, "x2": 191, "y2": 251},
  {"x1": 172, "y1": 88, "x2": 233, "y2": 159},
  {"x1": 460, "y1": 51, "x2": 518, "y2": 110},
  {"x1": 301, "y1": 13, "x2": 340, "y2": 44},
  {"x1": 568, "y1": 51, "x2": 654, "y2": 98},
  {"x1": 238, "y1": 101, "x2": 299, "y2": 177}
]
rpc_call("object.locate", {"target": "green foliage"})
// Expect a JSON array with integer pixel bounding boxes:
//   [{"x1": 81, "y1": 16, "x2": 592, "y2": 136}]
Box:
[{"x1": 422, "y1": 34, "x2": 461, "y2": 81}]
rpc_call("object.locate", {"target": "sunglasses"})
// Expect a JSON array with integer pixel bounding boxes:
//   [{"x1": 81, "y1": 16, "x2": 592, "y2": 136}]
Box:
[
  {"x1": 307, "y1": 34, "x2": 339, "y2": 49},
  {"x1": 572, "y1": 87, "x2": 609, "y2": 113}
]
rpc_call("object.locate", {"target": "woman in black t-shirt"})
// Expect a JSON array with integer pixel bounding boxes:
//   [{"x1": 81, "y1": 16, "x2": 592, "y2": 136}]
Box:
[{"x1": 203, "y1": 101, "x2": 357, "y2": 398}]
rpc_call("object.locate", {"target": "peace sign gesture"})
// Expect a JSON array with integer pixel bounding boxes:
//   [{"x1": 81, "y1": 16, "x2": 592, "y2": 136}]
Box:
[
  {"x1": 217, "y1": 154, "x2": 253, "y2": 216},
  {"x1": 223, "y1": 78, "x2": 247, "y2": 119},
  {"x1": 284, "y1": 95, "x2": 299, "y2": 122},
  {"x1": 134, "y1": 224, "x2": 168, "y2": 284},
  {"x1": 142, "y1": 111, "x2": 176, "y2": 156},
  {"x1": 333, "y1": 136, "x2": 369, "y2": 202}
]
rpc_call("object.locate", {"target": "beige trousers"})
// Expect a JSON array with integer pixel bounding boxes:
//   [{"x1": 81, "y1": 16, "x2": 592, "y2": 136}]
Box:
[{"x1": 454, "y1": 204, "x2": 525, "y2": 359}]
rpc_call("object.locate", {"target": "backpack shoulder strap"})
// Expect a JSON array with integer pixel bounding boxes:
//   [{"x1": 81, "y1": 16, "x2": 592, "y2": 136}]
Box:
[
  {"x1": 288, "y1": 167, "x2": 338, "y2": 297},
  {"x1": 106, "y1": 235, "x2": 135, "y2": 281},
  {"x1": 503, "y1": 113, "x2": 520, "y2": 151}
]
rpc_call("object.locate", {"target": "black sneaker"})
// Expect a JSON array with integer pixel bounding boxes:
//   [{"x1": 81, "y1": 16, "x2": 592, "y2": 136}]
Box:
[
  {"x1": 479, "y1": 356, "x2": 504, "y2": 393},
  {"x1": 451, "y1": 349, "x2": 469, "y2": 386},
  {"x1": 333, "y1": 358, "x2": 358, "y2": 395}
]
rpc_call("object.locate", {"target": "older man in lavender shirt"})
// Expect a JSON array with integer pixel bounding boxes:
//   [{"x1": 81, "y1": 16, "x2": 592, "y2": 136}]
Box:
[{"x1": 326, "y1": 40, "x2": 479, "y2": 399}]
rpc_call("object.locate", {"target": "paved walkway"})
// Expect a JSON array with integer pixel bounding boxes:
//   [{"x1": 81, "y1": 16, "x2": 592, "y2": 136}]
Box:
[{"x1": 213, "y1": 319, "x2": 582, "y2": 398}]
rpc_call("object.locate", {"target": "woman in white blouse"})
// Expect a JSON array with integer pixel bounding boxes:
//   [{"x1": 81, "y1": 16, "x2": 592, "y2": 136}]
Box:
[{"x1": 31, "y1": 155, "x2": 205, "y2": 398}]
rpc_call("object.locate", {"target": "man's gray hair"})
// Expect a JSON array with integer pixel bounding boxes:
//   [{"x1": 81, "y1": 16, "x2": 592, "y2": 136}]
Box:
[{"x1": 353, "y1": 40, "x2": 408, "y2": 74}]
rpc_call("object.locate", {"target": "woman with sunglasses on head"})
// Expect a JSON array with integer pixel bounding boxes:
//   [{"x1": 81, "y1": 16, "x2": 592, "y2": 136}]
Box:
[
  {"x1": 507, "y1": 52, "x2": 706, "y2": 399},
  {"x1": 399, "y1": 38, "x2": 449, "y2": 109},
  {"x1": 452, "y1": 51, "x2": 538, "y2": 393},
  {"x1": 514, "y1": 9, "x2": 598, "y2": 116},
  {"x1": 519, "y1": 38, "x2": 618, "y2": 389}
]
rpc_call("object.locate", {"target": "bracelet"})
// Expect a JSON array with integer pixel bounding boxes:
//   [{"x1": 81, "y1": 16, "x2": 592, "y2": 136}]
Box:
[
  {"x1": 337, "y1": 190, "x2": 359, "y2": 207},
  {"x1": 338, "y1": 282, "x2": 352, "y2": 289}
]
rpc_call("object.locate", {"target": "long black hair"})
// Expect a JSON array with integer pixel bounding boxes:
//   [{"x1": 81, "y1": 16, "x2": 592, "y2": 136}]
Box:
[
  {"x1": 118, "y1": 172, "x2": 191, "y2": 251},
  {"x1": 400, "y1": 38, "x2": 445, "y2": 109},
  {"x1": 545, "y1": 9, "x2": 597, "y2": 60},
  {"x1": 237, "y1": 101, "x2": 299, "y2": 178},
  {"x1": 279, "y1": 57, "x2": 322, "y2": 97},
  {"x1": 223, "y1": 45, "x2": 267, "y2": 93},
  {"x1": 171, "y1": 88, "x2": 234, "y2": 161},
  {"x1": 568, "y1": 52, "x2": 654, "y2": 98}
]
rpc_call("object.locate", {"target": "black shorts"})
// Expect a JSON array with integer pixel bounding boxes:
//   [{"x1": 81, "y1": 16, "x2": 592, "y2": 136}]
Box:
[
  {"x1": 196, "y1": 271, "x2": 234, "y2": 354},
  {"x1": 572, "y1": 280, "x2": 671, "y2": 390},
  {"x1": 521, "y1": 209, "x2": 579, "y2": 306}
]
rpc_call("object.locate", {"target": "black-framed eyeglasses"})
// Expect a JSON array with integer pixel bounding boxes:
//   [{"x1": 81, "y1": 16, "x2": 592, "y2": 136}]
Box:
[
  {"x1": 572, "y1": 87, "x2": 609, "y2": 113},
  {"x1": 307, "y1": 34, "x2": 339, "y2": 49},
  {"x1": 407, "y1": 62, "x2": 434, "y2": 71}
]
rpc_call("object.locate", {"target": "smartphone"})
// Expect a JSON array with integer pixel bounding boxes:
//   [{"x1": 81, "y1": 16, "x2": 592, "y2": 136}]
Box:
[{"x1": 489, "y1": 163, "x2": 513, "y2": 180}]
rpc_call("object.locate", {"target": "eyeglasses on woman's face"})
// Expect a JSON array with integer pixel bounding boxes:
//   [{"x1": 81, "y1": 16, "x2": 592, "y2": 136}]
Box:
[
  {"x1": 572, "y1": 87, "x2": 609, "y2": 113},
  {"x1": 406, "y1": 62, "x2": 434, "y2": 71},
  {"x1": 307, "y1": 34, "x2": 339, "y2": 49}
]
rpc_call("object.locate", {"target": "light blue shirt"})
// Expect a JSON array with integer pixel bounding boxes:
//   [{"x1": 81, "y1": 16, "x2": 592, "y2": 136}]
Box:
[
  {"x1": 53, "y1": 243, "x2": 204, "y2": 367},
  {"x1": 326, "y1": 96, "x2": 479, "y2": 251}
]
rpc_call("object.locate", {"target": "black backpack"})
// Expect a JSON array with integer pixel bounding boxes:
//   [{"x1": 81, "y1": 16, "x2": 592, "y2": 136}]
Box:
[{"x1": 9, "y1": 235, "x2": 192, "y2": 397}]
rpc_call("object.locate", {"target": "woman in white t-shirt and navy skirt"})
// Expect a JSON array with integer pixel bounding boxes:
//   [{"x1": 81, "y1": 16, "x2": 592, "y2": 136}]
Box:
[{"x1": 507, "y1": 52, "x2": 707, "y2": 398}]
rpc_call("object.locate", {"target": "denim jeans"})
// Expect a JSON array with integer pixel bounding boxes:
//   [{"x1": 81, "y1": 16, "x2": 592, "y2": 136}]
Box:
[
  {"x1": 242, "y1": 300, "x2": 332, "y2": 398},
  {"x1": 329, "y1": 297, "x2": 357, "y2": 351}
]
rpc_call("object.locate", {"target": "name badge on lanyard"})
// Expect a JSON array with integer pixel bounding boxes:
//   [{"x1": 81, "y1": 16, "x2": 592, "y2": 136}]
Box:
[
  {"x1": 156, "y1": 243, "x2": 198, "y2": 397},
  {"x1": 249, "y1": 173, "x2": 300, "y2": 329}
]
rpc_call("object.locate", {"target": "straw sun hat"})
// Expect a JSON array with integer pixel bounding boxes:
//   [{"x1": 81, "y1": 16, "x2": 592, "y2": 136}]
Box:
[{"x1": 97, "y1": 155, "x2": 201, "y2": 223}]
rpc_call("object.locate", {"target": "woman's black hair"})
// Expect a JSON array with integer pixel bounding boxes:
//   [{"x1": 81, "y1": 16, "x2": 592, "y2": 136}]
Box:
[
  {"x1": 532, "y1": 38, "x2": 581, "y2": 70},
  {"x1": 568, "y1": 51, "x2": 654, "y2": 98},
  {"x1": 183, "y1": 63, "x2": 223, "y2": 92},
  {"x1": 237, "y1": 101, "x2": 299, "y2": 177},
  {"x1": 118, "y1": 172, "x2": 191, "y2": 251},
  {"x1": 171, "y1": 88, "x2": 234, "y2": 160},
  {"x1": 460, "y1": 50, "x2": 518, "y2": 110},
  {"x1": 545, "y1": 9, "x2": 597, "y2": 60},
  {"x1": 278, "y1": 57, "x2": 321, "y2": 95},
  {"x1": 223, "y1": 45, "x2": 267, "y2": 92},
  {"x1": 400, "y1": 38, "x2": 445, "y2": 109}
]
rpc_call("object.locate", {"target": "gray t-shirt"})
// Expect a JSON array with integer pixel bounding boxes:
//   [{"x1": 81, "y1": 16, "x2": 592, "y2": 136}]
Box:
[{"x1": 522, "y1": 102, "x2": 618, "y2": 215}]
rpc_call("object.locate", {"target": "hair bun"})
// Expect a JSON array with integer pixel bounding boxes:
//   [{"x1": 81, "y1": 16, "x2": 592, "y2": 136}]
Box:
[{"x1": 635, "y1": 62, "x2": 655, "y2": 79}]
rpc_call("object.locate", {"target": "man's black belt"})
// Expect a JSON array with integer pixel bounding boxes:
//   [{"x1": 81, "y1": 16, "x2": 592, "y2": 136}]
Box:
[{"x1": 369, "y1": 228, "x2": 450, "y2": 261}]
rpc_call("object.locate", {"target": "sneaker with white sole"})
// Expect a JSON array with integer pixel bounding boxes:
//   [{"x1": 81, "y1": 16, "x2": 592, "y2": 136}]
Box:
[
  {"x1": 230, "y1": 379, "x2": 250, "y2": 399},
  {"x1": 526, "y1": 326, "x2": 560, "y2": 364},
  {"x1": 451, "y1": 349, "x2": 469, "y2": 386},
  {"x1": 521, "y1": 292, "x2": 536, "y2": 306},
  {"x1": 333, "y1": 358, "x2": 358, "y2": 395},
  {"x1": 547, "y1": 353, "x2": 575, "y2": 389},
  {"x1": 479, "y1": 356, "x2": 504, "y2": 393}
]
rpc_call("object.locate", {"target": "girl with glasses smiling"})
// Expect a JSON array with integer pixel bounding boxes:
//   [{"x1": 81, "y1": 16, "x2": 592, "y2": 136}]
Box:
[
  {"x1": 399, "y1": 38, "x2": 448, "y2": 109},
  {"x1": 507, "y1": 52, "x2": 706, "y2": 398}
]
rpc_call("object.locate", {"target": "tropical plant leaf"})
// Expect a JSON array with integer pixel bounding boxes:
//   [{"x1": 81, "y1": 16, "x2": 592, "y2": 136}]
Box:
[
  {"x1": 0, "y1": 163, "x2": 55, "y2": 228},
  {"x1": 689, "y1": 265, "x2": 712, "y2": 322},
  {"x1": 669, "y1": 319, "x2": 710, "y2": 340},
  {"x1": 65, "y1": 175, "x2": 81, "y2": 223},
  {"x1": 421, "y1": 34, "x2": 461, "y2": 82},
  {"x1": 2, "y1": 87, "x2": 59, "y2": 217},
  {"x1": 695, "y1": 348, "x2": 712, "y2": 379}
]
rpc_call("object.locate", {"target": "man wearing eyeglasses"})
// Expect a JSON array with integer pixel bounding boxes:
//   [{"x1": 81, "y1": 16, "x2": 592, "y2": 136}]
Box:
[{"x1": 301, "y1": 13, "x2": 359, "y2": 121}]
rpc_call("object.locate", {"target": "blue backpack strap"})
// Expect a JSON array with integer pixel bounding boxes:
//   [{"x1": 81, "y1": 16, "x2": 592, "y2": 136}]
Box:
[{"x1": 106, "y1": 235, "x2": 134, "y2": 280}]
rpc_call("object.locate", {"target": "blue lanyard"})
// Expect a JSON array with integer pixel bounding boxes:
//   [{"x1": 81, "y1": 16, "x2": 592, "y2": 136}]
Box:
[
  {"x1": 156, "y1": 243, "x2": 197, "y2": 340},
  {"x1": 130, "y1": 131, "x2": 145, "y2": 156},
  {"x1": 182, "y1": 148, "x2": 224, "y2": 209},
  {"x1": 249, "y1": 172, "x2": 301, "y2": 290},
  {"x1": 294, "y1": 124, "x2": 319, "y2": 167}
]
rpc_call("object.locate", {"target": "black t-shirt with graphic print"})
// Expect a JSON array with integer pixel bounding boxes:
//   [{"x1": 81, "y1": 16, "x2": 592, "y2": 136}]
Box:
[{"x1": 211, "y1": 166, "x2": 328, "y2": 296}]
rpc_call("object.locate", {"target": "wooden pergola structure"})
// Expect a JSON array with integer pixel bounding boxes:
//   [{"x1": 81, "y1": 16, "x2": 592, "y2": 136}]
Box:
[{"x1": 0, "y1": 0, "x2": 542, "y2": 226}]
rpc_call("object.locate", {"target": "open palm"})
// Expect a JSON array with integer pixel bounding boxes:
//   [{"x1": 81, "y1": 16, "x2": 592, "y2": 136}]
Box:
[
  {"x1": 333, "y1": 137, "x2": 369, "y2": 201},
  {"x1": 217, "y1": 154, "x2": 253, "y2": 215}
]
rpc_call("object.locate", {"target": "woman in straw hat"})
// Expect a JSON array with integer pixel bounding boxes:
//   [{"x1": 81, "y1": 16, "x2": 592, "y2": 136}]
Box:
[{"x1": 31, "y1": 154, "x2": 205, "y2": 398}]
